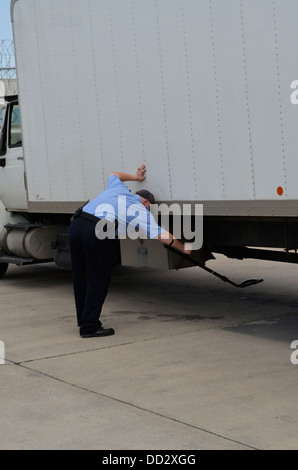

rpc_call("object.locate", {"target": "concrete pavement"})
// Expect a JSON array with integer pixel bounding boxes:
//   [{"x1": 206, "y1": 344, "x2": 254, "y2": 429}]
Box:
[{"x1": 1, "y1": 255, "x2": 298, "y2": 449}]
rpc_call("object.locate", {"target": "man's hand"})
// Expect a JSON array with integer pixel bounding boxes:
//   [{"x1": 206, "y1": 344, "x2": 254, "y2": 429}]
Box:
[
  {"x1": 110, "y1": 164, "x2": 146, "y2": 182},
  {"x1": 158, "y1": 232, "x2": 192, "y2": 257},
  {"x1": 136, "y1": 164, "x2": 146, "y2": 181}
]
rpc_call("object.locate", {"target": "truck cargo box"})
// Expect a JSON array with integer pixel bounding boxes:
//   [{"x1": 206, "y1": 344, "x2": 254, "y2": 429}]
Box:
[{"x1": 11, "y1": 0, "x2": 298, "y2": 216}]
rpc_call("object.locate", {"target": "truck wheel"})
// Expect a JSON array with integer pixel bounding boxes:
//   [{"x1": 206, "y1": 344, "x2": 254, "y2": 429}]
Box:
[{"x1": 0, "y1": 263, "x2": 9, "y2": 278}]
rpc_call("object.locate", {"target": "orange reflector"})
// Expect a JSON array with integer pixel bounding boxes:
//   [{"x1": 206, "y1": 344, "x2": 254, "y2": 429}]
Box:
[{"x1": 277, "y1": 186, "x2": 283, "y2": 196}]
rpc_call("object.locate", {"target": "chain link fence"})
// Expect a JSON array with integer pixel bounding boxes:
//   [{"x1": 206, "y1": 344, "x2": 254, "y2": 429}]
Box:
[{"x1": 0, "y1": 39, "x2": 17, "y2": 96}]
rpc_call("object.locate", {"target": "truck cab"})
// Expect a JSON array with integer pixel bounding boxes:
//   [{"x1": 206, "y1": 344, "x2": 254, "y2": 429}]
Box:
[
  {"x1": 0, "y1": 95, "x2": 27, "y2": 211},
  {"x1": 0, "y1": 95, "x2": 64, "y2": 277}
]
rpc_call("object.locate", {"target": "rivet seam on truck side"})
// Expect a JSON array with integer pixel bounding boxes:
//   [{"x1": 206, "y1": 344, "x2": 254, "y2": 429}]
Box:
[
  {"x1": 88, "y1": 0, "x2": 105, "y2": 189},
  {"x1": 109, "y1": 0, "x2": 125, "y2": 172},
  {"x1": 155, "y1": 0, "x2": 172, "y2": 198},
  {"x1": 131, "y1": 0, "x2": 147, "y2": 188},
  {"x1": 68, "y1": 0, "x2": 87, "y2": 199},
  {"x1": 240, "y1": 0, "x2": 256, "y2": 200},
  {"x1": 272, "y1": 0, "x2": 288, "y2": 198},
  {"x1": 34, "y1": 0, "x2": 52, "y2": 199},
  {"x1": 180, "y1": 0, "x2": 198, "y2": 200},
  {"x1": 209, "y1": 0, "x2": 226, "y2": 202},
  {"x1": 50, "y1": 0, "x2": 69, "y2": 199}
]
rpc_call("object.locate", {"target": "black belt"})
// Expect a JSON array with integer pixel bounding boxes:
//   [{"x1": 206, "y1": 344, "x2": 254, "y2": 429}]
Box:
[
  {"x1": 71, "y1": 205, "x2": 100, "y2": 224},
  {"x1": 78, "y1": 211, "x2": 101, "y2": 223},
  {"x1": 71, "y1": 207, "x2": 118, "y2": 231}
]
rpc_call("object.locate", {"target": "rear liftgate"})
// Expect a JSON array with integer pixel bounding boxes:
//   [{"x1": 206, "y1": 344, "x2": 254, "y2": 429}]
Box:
[{"x1": 164, "y1": 244, "x2": 263, "y2": 289}]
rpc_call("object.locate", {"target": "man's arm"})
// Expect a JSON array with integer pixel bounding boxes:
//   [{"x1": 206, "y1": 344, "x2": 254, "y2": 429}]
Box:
[
  {"x1": 111, "y1": 165, "x2": 191, "y2": 255},
  {"x1": 158, "y1": 230, "x2": 192, "y2": 256},
  {"x1": 110, "y1": 164, "x2": 146, "y2": 182}
]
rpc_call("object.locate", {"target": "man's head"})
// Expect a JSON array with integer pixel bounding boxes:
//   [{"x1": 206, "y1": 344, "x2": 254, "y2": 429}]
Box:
[{"x1": 136, "y1": 189, "x2": 155, "y2": 210}]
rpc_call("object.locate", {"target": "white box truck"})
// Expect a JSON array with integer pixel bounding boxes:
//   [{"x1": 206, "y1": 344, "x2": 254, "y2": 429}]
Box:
[{"x1": 0, "y1": 0, "x2": 298, "y2": 279}]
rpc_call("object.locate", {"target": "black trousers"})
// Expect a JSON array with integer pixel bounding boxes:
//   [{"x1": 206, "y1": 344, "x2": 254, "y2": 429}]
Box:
[{"x1": 70, "y1": 217, "x2": 114, "y2": 335}]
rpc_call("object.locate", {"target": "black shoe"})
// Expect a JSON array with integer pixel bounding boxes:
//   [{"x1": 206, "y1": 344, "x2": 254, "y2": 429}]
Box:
[{"x1": 80, "y1": 327, "x2": 115, "y2": 338}]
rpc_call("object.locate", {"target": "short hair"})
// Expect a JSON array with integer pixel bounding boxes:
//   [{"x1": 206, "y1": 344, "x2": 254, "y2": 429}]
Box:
[{"x1": 135, "y1": 189, "x2": 155, "y2": 204}]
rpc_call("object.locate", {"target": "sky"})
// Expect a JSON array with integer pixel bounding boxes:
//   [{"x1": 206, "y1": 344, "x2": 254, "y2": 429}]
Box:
[{"x1": 0, "y1": 0, "x2": 13, "y2": 41}]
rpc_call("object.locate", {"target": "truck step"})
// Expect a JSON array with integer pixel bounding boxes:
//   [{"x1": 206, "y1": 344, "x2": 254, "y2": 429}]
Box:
[
  {"x1": 0, "y1": 253, "x2": 34, "y2": 265},
  {"x1": 4, "y1": 222, "x2": 43, "y2": 231}
]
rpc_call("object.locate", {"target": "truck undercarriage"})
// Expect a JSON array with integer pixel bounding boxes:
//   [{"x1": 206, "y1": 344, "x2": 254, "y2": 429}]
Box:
[{"x1": 1, "y1": 214, "x2": 298, "y2": 280}]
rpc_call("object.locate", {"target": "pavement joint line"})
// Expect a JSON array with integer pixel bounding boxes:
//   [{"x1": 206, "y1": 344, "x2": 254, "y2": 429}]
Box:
[
  {"x1": 13, "y1": 360, "x2": 259, "y2": 451},
  {"x1": 5, "y1": 321, "x2": 234, "y2": 365},
  {"x1": 2, "y1": 310, "x2": 285, "y2": 449},
  {"x1": 8, "y1": 330, "x2": 206, "y2": 365},
  {"x1": 3, "y1": 310, "x2": 287, "y2": 365}
]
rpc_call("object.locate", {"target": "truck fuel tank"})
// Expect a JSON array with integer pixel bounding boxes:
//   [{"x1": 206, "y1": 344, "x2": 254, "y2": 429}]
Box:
[{"x1": 1, "y1": 223, "x2": 59, "y2": 260}]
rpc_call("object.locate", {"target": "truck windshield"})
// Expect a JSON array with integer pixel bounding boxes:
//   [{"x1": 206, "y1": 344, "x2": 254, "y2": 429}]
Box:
[{"x1": 9, "y1": 103, "x2": 22, "y2": 147}]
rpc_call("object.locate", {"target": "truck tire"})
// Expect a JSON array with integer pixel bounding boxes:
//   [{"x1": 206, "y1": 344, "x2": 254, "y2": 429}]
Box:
[{"x1": 0, "y1": 263, "x2": 9, "y2": 278}]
